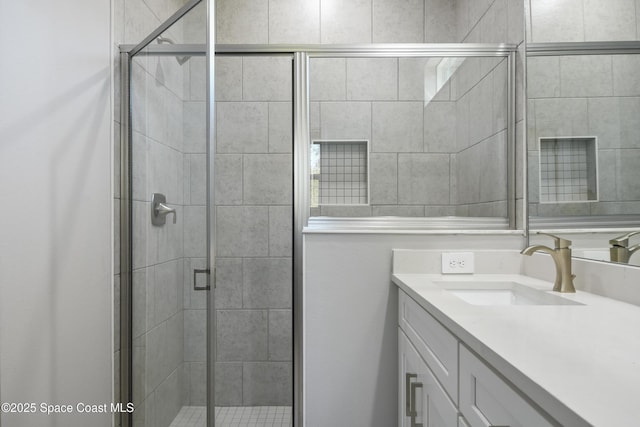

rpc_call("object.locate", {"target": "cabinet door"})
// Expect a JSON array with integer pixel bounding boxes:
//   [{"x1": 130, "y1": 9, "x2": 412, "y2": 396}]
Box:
[
  {"x1": 400, "y1": 329, "x2": 458, "y2": 427},
  {"x1": 459, "y1": 345, "x2": 555, "y2": 427}
]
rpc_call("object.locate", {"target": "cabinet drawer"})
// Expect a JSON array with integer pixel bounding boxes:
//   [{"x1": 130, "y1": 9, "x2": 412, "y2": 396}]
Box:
[
  {"x1": 459, "y1": 345, "x2": 555, "y2": 427},
  {"x1": 399, "y1": 290, "x2": 458, "y2": 402},
  {"x1": 400, "y1": 329, "x2": 458, "y2": 427}
]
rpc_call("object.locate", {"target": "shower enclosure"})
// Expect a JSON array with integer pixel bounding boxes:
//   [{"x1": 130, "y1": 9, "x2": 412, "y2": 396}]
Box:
[{"x1": 119, "y1": 2, "x2": 518, "y2": 426}]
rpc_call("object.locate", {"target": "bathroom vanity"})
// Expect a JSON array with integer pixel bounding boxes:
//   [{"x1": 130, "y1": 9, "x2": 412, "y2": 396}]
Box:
[{"x1": 393, "y1": 250, "x2": 640, "y2": 427}]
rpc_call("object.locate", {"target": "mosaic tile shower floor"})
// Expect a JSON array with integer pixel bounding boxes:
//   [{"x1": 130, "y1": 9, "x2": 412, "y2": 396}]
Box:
[{"x1": 169, "y1": 405, "x2": 292, "y2": 427}]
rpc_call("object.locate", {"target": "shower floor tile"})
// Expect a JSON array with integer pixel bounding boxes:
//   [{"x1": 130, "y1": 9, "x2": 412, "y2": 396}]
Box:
[{"x1": 169, "y1": 405, "x2": 292, "y2": 427}]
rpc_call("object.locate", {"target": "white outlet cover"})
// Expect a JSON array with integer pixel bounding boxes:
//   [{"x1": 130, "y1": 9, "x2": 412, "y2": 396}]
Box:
[{"x1": 441, "y1": 252, "x2": 475, "y2": 274}]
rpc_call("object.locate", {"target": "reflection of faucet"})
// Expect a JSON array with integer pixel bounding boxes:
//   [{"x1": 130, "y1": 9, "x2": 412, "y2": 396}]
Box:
[
  {"x1": 609, "y1": 231, "x2": 640, "y2": 263},
  {"x1": 521, "y1": 233, "x2": 576, "y2": 293}
]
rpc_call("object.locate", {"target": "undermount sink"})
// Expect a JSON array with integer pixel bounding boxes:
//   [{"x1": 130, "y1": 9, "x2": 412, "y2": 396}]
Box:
[{"x1": 434, "y1": 281, "x2": 584, "y2": 306}]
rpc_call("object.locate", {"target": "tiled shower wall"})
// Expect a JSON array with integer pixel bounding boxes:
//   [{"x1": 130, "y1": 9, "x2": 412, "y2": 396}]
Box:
[
  {"x1": 527, "y1": 0, "x2": 640, "y2": 217},
  {"x1": 212, "y1": 55, "x2": 294, "y2": 406}
]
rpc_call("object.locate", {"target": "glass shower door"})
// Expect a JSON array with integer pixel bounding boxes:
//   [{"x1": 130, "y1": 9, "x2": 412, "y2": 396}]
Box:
[
  {"x1": 127, "y1": 3, "x2": 209, "y2": 426},
  {"x1": 213, "y1": 54, "x2": 294, "y2": 425}
]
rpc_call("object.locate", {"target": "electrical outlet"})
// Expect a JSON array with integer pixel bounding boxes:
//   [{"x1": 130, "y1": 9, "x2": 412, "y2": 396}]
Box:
[{"x1": 441, "y1": 252, "x2": 474, "y2": 274}]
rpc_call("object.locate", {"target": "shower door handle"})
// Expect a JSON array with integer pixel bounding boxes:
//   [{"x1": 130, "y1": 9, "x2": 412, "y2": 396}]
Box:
[{"x1": 194, "y1": 268, "x2": 211, "y2": 291}]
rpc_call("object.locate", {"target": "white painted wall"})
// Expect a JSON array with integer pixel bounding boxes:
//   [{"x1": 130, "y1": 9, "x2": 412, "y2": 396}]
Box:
[
  {"x1": 303, "y1": 232, "x2": 525, "y2": 426},
  {"x1": 0, "y1": 1, "x2": 113, "y2": 426}
]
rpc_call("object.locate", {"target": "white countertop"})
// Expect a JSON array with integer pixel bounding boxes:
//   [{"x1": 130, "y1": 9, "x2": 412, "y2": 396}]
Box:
[{"x1": 392, "y1": 273, "x2": 640, "y2": 427}]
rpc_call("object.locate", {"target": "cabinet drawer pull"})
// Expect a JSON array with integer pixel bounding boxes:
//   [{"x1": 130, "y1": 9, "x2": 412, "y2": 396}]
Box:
[
  {"x1": 410, "y1": 382, "x2": 423, "y2": 427},
  {"x1": 405, "y1": 373, "x2": 417, "y2": 416}
]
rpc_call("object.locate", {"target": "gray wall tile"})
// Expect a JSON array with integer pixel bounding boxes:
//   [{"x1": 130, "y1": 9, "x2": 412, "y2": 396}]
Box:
[
  {"x1": 183, "y1": 258, "x2": 207, "y2": 310},
  {"x1": 215, "y1": 362, "x2": 243, "y2": 405},
  {"x1": 613, "y1": 55, "x2": 640, "y2": 96},
  {"x1": 215, "y1": 258, "x2": 243, "y2": 309},
  {"x1": 397, "y1": 154, "x2": 450, "y2": 205},
  {"x1": 320, "y1": 102, "x2": 372, "y2": 140},
  {"x1": 243, "y1": 258, "x2": 292, "y2": 309},
  {"x1": 529, "y1": 0, "x2": 584, "y2": 42},
  {"x1": 598, "y1": 150, "x2": 619, "y2": 202},
  {"x1": 146, "y1": 323, "x2": 171, "y2": 393},
  {"x1": 425, "y1": 0, "x2": 456, "y2": 42},
  {"x1": 154, "y1": 260, "x2": 181, "y2": 324},
  {"x1": 480, "y1": 0, "x2": 507, "y2": 43},
  {"x1": 217, "y1": 310, "x2": 268, "y2": 361},
  {"x1": 216, "y1": 0, "x2": 268, "y2": 44},
  {"x1": 320, "y1": 0, "x2": 371, "y2": 43},
  {"x1": 533, "y1": 98, "x2": 589, "y2": 141},
  {"x1": 507, "y1": 0, "x2": 525, "y2": 44},
  {"x1": 310, "y1": 58, "x2": 347, "y2": 101},
  {"x1": 188, "y1": 57, "x2": 206, "y2": 101},
  {"x1": 560, "y1": 55, "x2": 613, "y2": 97},
  {"x1": 372, "y1": 102, "x2": 423, "y2": 152},
  {"x1": 455, "y1": 93, "x2": 470, "y2": 152},
  {"x1": 243, "y1": 57, "x2": 293, "y2": 101},
  {"x1": 214, "y1": 154, "x2": 243, "y2": 205},
  {"x1": 269, "y1": 102, "x2": 293, "y2": 153},
  {"x1": 243, "y1": 362, "x2": 292, "y2": 405},
  {"x1": 217, "y1": 102, "x2": 269, "y2": 153},
  {"x1": 619, "y1": 149, "x2": 640, "y2": 200},
  {"x1": 468, "y1": 74, "x2": 494, "y2": 144},
  {"x1": 369, "y1": 153, "x2": 398, "y2": 204},
  {"x1": 243, "y1": 154, "x2": 292, "y2": 204},
  {"x1": 184, "y1": 309, "x2": 206, "y2": 362},
  {"x1": 269, "y1": 205, "x2": 293, "y2": 257},
  {"x1": 346, "y1": 58, "x2": 398, "y2": 101},
  {"x1": 216, "y1": 206, "x2": 269, "y2": 257},
  {"x1": 269, "y1": 309, "x2": 292, "y2": 361},
  {"x1": 154, "y1": 369, "x2": 181, "y2": 427},
  {"x1": 183, "y1": 101, "x2": 206, "y2": 154},
  {"x1": 183, "y1": 206, "x2": 206, "y2": 258},
  {"x1": 373, "y1": 0, "x2": 424, "y2": 43},
  {"x1": 269, "y1": 0, "x2": 320, "y2": 43},
  {"x1": 187, "y1": 154, "x2": 206, "y2": 205},
  {"x1": 215, "y1": 56, "x2": 242, "y2": 101},
  {"x1": 527, "y1": 56, "x2": 560, "y2": 99},
  {"x1": 584, "y1": 0, "x2": 637, "y2": 41},
  {"x1": 189, "y1": 362, "x2": 207, "y2": 406},
  {"x1": 424, "y1": 101, "x2": 456, "y2": 152}
]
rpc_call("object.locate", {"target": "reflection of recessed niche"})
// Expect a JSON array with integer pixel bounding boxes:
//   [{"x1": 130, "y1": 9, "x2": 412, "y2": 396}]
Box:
[
  {"x1": 539, "y1": 137, "x2": 598, "y2": 203},
  {"x1": 310, "y1": 140, "x2": 369, "y2": 206}
]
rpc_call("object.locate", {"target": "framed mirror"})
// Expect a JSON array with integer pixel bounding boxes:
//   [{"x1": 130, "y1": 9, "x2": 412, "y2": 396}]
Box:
[{"x1": 525, "y1": 0, "x2": 640, "y2": 266}]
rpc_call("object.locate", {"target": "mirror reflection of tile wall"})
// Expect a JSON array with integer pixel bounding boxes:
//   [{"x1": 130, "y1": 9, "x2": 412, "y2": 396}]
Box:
[
  {"x1": 309, "y1": 55, "x2": 511, "y2": 219},
  {"x1": 527, "y1": 55, "x2": 640, "y2": 216}
]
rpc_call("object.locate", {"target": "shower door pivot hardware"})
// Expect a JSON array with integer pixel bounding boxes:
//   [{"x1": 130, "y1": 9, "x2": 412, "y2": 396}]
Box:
[{"x1": 151, "y1": 193, "x2": 177, "y2": 226}]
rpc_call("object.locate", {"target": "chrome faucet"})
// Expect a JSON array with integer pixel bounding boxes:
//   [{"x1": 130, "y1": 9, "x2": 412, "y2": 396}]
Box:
[
  {"x1": 610, "y1": 231, "x2": 640, "y2": 264},
  {"x1": 521, "y1": 233, "x2": 576, "y2": 293}
]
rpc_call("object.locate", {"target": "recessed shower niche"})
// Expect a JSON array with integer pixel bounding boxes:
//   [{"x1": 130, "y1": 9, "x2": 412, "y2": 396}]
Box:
[
  {"x1": 310, "y1": 140, "x2": 369, "y2": 207},
  {"x1": 539, "y1": 137, "x2": 598, "y2": 203}
]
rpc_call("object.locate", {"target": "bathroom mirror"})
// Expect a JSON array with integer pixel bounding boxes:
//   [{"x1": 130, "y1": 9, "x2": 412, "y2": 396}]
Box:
[
  {"x1": 525, "y1": 0, "x2": 640, "y2": 266},
  {"x1": 307, "y1": 51, "x2": 518, "y2": 230}
]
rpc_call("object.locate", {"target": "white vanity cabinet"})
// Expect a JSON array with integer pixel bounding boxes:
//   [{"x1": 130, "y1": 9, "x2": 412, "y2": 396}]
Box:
[
  {"x1": 399, "y1": 289, "x2": 557, "y2": 427},
  {"x1": 459, "y1": 345, "x2": 554, "y2": 427},
  {"x1": 399, "y1": 329, "x2": 458, "y2": 427}
]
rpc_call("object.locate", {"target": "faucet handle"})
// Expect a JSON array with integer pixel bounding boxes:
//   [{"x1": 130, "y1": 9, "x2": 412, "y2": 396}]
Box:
[
  {"x1": 536, "y1": 232, "x2": 572, "y2": 249},
  {"x1": 609, "y1": 230, "x2": 640, "y2": 247}
]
